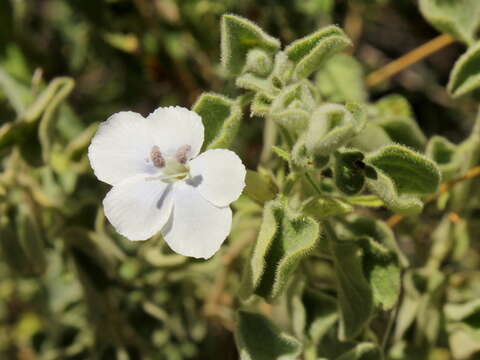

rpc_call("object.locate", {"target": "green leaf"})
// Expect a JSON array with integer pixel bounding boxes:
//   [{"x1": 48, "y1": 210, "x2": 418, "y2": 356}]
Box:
[
  {"x1": 337, "y1": 215, "x2": 408, "y2": 268},
  {"x1": 243, "y1": 48, "x2": 273, "y2": 77},
  {"x1": 350, "y1": 123, "x2": 393, "y2": 153},
  {"x1": 0, "y1": 208, "x2": 46, "y2": 276},
  {"x1": 426, "y1": 135, "x2": 459, "y2": 180},
  {"x1": 333, "y1": 150, "x2": 366, "y2": 196},
  {"x1": 285, "y1": 25, "x2": 352, "y2": 79},
  {"x1": 365, "y1": 144, "x2": 441, "y2": 195},
  {"x1": 375, "y1": 116, "x2": 426, "y2": 151},
  {"x1": 269, "y1": 81, "x2": 317, "y2": 134},
  {"x1": 192, "y1": 92, "x2": 242, "y2": 150},
  {"x1": 346, "y1": 195, "x2": 384, "y2": 208},
  {"x1": 357, "y1": 237, "x2": 401, "y2": 310},
  {"x1": 373, "y1": 95, "x2": 426, "y2": 150},
  {"x1": 221, "y1": 14, "x2": 280, "y2": 76},
  {"x1": 304, "y1": 102, "x2": 367, "y2": 157},
  {"x1": 328, "y1": 232, "x2": 374, "y2": 340},
  {"x1": 303, "y1": 290, "x2": 338, "y2": 344},
  {"x1": 236, "y1": 73, "x2": 273, "y2": 93},
  {"x1": 365, "y1": 145, "x2": 441, "y2": 215},
  {"x1": 235, "y1": 310, "x2": 302, "y2": 360},
  {"x1": 270, "y1": 51, "x2": 295, "y2": 87},
  {"x1": 419, "y1": 0, "x2": 480, "y2": 44},
  {"x1": 37, "y1": 77, "x2": 75, "y2": 162},
  {"x1": 251, "y1": 92, "x2": 274, "y2": 117},
  {"x1": 448, "y1": 41, "x2": 480, "y2": 98},
  {"x1": 375, "y1": 94, "x2": 413, "y2": 118},
  {"x1": 0, "y1": 66, "x2": 33, "y2": 114},
  {"x1": 303, "y1": 197, "x2": 353, "y2": 219},
  {"x1": 244, "y1": 170, "x2": 278, "y2": 204},
  {"x1": 315, "y1": 53, "x2": 367, "y2": 103},
  {"x1": 241, "y1": 199, "x2": 320, "y2": 302},
  {"x1": 336, "y1": 343, "x2": 382, "y2": 360}
]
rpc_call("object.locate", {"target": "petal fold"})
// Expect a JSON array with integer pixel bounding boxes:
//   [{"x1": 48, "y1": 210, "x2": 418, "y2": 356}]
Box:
[
  {"x1": 162, "y1": 182, "x2": 232, "y2": 259},
  {"x1": 146, "y1": 106, "x2": 204, "y2": 159},
  {"x1": 103, "y1": 175, "x2": 174, "y2": 241},
  {"x1": 188, "y1": 149, "x2": 246, "y2": 207}
]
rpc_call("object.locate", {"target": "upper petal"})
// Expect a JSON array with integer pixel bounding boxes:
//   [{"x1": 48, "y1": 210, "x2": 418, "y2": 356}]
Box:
[
  {"x1": 162, "y1": 182, "x2": 232, "y2": 259},
  {"x1": 103, "y1": 174, "x2": 174, "y2": 241},
  {"x1": 146, "y1": 106, "x2": 204, "y2": 159},
  {"x1": 188, "y1": 149, "x2": 246, "y2": 207},
  {"x1": 88, "y1": 111, "x2": 156, "y2": 185}
]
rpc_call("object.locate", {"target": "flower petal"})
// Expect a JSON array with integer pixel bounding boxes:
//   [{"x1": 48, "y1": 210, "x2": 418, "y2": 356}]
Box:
[
  {"x1": 188, "y1": 149, "x2": 246, "y2": 207},
  {"x1": 146, "y1": 106, "x2": 204, "y2": 159},
  {"x1": 88, "y1": 111, "x2": 156, "y2": 185},
  {"x1": 162, "y1": 182, "x2": 232, "y2": 259},
  {"x1": 103, "y1": 175, "x2": 174, "y2": 241}
]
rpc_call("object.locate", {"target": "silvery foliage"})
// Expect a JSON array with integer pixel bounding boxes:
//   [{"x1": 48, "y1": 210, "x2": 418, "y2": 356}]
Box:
[{"x1": 1, "y1": 5, "x2": 480, "y2": 359}]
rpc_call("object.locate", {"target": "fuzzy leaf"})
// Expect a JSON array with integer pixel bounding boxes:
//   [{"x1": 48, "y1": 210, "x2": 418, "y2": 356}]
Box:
[
  {"x1": 333, "y1": 150, "x2": 366, "y2": 196},
  {"x1": 221, "y1": 14, "x2": 280, "y2": 75},
  {"x1": 243, "y1": 48, "x2": 273, "y2": 77},
  {"x1": 365, "y1": 145, "x2": 440, "y2": 215},
  {"x1": 251, "y1": 92, "x2": 274, "y2": 117},
  {"x1": 235, "y1": 310, "x2": 301, "y2": 360},
  {"x1": 426, "y1": 135, "x2": 459, "y2": 180},
  {"x1": 241, "y1": 199, "x2": 320, "y2": 302},
  {"x1": 419, "y1": 0, "x2": 480, "y2": 44},
  {"x1": 304, "y1": 103, "x2": 367, "y2": 157},
  {"x1": 375, "y1": 116, "x2": 426, "y2": 151},
  {"x1": 448, "y1": 41, "x2": 480, "y2": 98},
  {"x1": 269, "y1": 81, "x2": 316, "y2": 134},
  {"x1": 375, "y1": 94, "x2": 412, "y2": 118},
  {"x1": 285, "y1": 25, "x2": 352, "y2": 79},
  {"x1": 244, "y1": 170, "x2": 278, "y2": 204},
  {"x1": 346, "y1": 195, "x2": 384, "y2": 208},
  {"x1": 373, "y1": 95, "x2": 426, "y2": 150},
  {"x1": 0, "y1": 66, "x2": 33, "y2": 114},
  {"x1": 236, "y1": 73, "x2": 273, "y2": 93},
  {"x1": 333, "y1": 215, "x2": 403, "y2": 311},
  {"x1": 350, "y1": 123, "x2": 392, "y2": 153},
  {"x1": 0, "y1": 208, "x2": 46, "y2": 276},
  {"x1": 316, "y1": 53, "x2": 366, "y2": 103},
  {"x1": 193, "y1": 92, "x2": 242, "y2": 150},
  {"x1": 303, "y1": 197, "x2": 353, "y2": 219},
  {"x1": 37, "y1": 77, "x2": 75, "y2": 162},
  {"x1": 336, "y1": 343, "x2": 382, "y2": 360},
  {"x1": 365, "y1": 145, "x2": 441, "y2": 195},
  {"x1": 303, "y1": 290, "x2": 338, "y2": 344},
  {"x1": 329, "y1": 234, "x2": 374, "y2": 340}
]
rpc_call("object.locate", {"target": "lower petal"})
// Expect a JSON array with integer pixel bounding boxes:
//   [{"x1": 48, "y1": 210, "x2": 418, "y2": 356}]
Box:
[
  {"x1": 162, "y1": 182, "x2": 232, "y2": 259},
  {"x1": 103, "y1": 175, "x2": 174, "y2": 241}
]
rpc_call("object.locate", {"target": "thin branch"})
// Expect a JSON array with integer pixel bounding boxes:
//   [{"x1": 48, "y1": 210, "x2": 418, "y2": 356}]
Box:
[
  {"x1": 366, "y1": 34, "x2": 455, "y2": 88},
  {"x1": 387, "y1": 165, "x2": 480, "y2": 228}
]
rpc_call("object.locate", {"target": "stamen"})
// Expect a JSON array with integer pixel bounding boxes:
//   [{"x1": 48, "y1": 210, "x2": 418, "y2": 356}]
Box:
[
  {"x1": 150, "y1": 145, "x2": 165, "y2": 168},
  {"x1": 175, "y1": 145, "x2": 191, "y2": 164}
]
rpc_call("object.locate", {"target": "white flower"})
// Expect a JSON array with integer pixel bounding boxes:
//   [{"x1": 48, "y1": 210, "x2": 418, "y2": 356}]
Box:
[{"x1": 88, "y1": 106, "x2": 246, "y2": 259}]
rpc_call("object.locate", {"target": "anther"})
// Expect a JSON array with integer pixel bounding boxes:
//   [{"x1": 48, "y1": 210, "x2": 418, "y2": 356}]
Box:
[
  {"x1": 150, "y1": 145, "x2": 165, "y2": 168},
  {"x1": 175, "y1": 145, "x2": 191, "y2": 164}
]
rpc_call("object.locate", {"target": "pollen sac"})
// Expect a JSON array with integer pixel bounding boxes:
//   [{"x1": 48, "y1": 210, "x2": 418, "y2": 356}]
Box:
[
  {"x1": 151, "y1": 145, "x2": 165, "y2": 168},
  {"x1": 175, "y1": 145, "x2": 191, "y2": 164}
]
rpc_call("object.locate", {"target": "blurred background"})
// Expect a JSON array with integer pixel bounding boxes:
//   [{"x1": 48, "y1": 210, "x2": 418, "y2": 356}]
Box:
[{"x1": 0, "y1": 0, "x2": 477, "y2": 359}]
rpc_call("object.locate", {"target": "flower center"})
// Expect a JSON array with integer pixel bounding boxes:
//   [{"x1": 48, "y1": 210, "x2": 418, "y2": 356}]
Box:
[{"x1": 147, "y1": 145, "x2": 191, "y2": 183}]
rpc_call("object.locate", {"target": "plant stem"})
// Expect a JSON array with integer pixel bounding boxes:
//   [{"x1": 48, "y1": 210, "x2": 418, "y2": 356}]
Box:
[{"x1": 366, "y1": 34, "x2": 455, "y2": 88}]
